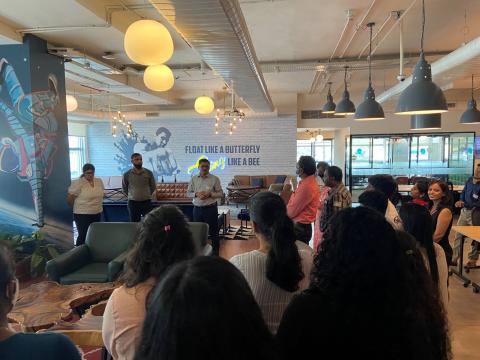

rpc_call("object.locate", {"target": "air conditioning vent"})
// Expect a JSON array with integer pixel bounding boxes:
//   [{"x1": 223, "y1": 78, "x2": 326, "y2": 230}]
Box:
[
  {"x1": 447, "y1": 102, "x2": 456, "y2": 108},
  {"x1": 145, "y1": 112, "x2": 160, "y2": 117},
  {"x1": 301, "y1": 110, "x2": 343, "y2": 119}
]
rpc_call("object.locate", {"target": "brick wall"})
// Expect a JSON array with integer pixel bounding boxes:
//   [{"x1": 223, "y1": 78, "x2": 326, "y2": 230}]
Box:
[{"x1": 87, "y1": 115, "x2": 297, "y2": 188}]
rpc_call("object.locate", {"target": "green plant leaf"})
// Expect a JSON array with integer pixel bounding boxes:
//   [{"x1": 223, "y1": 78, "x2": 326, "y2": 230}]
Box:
[{"x1": 46, "y1": 245, "x2": 59, "y2": 259}]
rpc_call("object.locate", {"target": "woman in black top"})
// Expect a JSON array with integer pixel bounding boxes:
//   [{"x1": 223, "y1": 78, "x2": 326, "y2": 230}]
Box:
[
  {"x1": 276, "y1": 207, "x2": 450, "y2": 360},
  {"x1": 428, "y1": 180, "x2": 453, "y2": 265}
]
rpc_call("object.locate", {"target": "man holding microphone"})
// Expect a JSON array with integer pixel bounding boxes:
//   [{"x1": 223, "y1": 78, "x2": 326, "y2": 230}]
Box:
[{"x1": 187, "y1": 159, "x2": 224, "y2": 255}]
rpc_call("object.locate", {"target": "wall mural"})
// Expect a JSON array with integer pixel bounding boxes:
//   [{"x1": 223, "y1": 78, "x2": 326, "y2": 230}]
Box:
[
  {"x1": 115, "y1": 127, "x2": 180, "y2": 180},
  {"x1": 0, "y1": 35, "x2": 71, "y2": 246}
]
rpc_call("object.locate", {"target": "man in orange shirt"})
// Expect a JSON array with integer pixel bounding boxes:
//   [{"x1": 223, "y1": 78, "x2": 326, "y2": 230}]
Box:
[{"x1": 287, "y1": 156, "x2": 320, "y2": 244}]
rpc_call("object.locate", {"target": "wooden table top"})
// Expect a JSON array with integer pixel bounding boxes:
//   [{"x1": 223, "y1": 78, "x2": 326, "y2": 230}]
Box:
[
  {"x1": 9, "y1": 281, "x2": 117, "y2": 332},
  {"x1": 452, "y1": 226, "x2": 480, "y2": 241}
]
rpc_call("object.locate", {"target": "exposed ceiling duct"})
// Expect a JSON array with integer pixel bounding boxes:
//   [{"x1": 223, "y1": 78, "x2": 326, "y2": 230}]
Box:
[
  {"x1": 150, "y1": 0, "x2": 274, "y2": 113},
  {"x1": 377, "y1": 36, "x2": 480, "y2": 105}
]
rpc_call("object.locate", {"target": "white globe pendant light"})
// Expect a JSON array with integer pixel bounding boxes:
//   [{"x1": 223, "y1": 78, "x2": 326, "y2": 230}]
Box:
[
  {"x1": 195, "y1": 96, "x2": 215, "y2": 114},
  {"x1": 66, "y1": 95, "x2": 78, "y2": 112},
  {"x1": 144, "y1": 64, "x2": 174, "y2": 92},
  {"x1": 124, "y1": 20, "x2": 174, "y2": 66}
]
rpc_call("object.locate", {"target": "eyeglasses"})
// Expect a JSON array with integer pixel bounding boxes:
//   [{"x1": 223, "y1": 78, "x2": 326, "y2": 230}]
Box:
[{"x1": 84, "y1": 171, "x2": 94, "y2": 175}]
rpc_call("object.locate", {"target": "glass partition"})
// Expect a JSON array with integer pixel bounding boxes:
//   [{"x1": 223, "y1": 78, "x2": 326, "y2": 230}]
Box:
[{"x1": 346, "y1": 132, "x2": 475, "y2": 200}]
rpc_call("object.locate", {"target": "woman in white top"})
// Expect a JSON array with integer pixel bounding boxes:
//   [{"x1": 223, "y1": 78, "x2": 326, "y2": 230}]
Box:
[
  {"x1": 230, "y1": 192, "x2": 313, "y2": 334},
  {"x1": 399, "y1": 203, "x2": 449, "y2": 310},
  {"x1": 67, "y1": 163, "x2": 104, "y2": 246}
]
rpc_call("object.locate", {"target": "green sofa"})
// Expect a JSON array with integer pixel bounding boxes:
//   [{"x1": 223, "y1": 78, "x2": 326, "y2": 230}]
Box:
[{"x1": 46, "y1": 222, "x2": 138, "y2": 285}]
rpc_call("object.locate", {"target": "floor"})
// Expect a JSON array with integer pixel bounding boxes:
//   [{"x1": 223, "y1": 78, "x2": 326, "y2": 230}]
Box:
[{"x1": 221, "y1": 218, "x2": 480, "y2": 360}]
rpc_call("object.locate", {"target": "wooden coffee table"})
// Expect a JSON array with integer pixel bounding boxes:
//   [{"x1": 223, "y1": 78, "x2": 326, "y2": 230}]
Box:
[{"x1": 8, "y1": 281, "x2": 117, "y2": 332}]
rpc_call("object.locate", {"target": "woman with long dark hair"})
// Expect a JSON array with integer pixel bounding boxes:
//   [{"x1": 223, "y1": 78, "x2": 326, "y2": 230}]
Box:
[
  {"x1": 276, "y1": 207, "x2": 450, "y2": 360},
  {"x1": 102, "y1": 205, "x2": 196, "y2": 360},
  {"x1": 230, "y1": 192, "x2": 312, "y2": 333},
  {"x1": 428, "y1": 180, "x2": 454, "y2": 265},
  {"x1": 399, "y1": 203, "x2": 449, "y2": 307},
  {"x1": 134, "y1": 257, "x2": 276, "y2": 360},
  {"x1": 67, "y1": 163, "x2": 104, "y2": 246}
]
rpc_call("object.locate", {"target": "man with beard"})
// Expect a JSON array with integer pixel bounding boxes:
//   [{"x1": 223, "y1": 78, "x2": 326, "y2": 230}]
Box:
[{"x1": 122, "y1": 153, "x2": 156, "y2": 222}]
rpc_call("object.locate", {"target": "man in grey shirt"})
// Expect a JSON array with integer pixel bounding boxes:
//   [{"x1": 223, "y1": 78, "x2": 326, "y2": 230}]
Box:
[
  {"x1": 122, "y1": 153, "x2": 156, "y2": 222},
  {"x1": 187, "y1": 158, "x2": 224, "y2": 255}
]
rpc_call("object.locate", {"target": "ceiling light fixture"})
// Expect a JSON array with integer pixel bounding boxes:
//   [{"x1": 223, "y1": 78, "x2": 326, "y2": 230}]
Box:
[
  {"x1": 322, "y1": 82, "x2": 336, "y2": 114},
  {"x1": 143, "y1": 64, "x2": 174, "y2": 92},
  {"x1": 124, "y1": 20, "x2": 174, "y2": 66},
  {"x1": 335, "y1": 66, "x2": 355, "y2": 116},
  {"x1": 460, "y1": 74, "x2": 480, "y2": 124},
  {"x1": 214, "y1": 84, "x2": 245, "y2": 135},
  {"x1": 410, "y1": 114, "x2": 441, "y2": 130},
  {"x1": 65, "y1": 94, "x2": 78, "y2": 112},
  {"x1": 355, "y1": 22, "x2": 385, "y2": 121},
  {"x1": 395, "y1": 0, "x2": 448, "y2": 115},
  {"x1": 195, "y1": 96, "x2": 215, "y2": 114}
]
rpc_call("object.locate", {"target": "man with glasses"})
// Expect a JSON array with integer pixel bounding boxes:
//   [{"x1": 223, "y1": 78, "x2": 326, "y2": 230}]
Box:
[{"x1": 187, "y1": 159, "x2": 224, "y2": 255}]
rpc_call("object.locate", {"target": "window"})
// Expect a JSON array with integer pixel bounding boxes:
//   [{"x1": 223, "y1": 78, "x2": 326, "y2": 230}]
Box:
[
  {"x1": 297, "y1": 139, "x2": 333, "y2": 164},
  {"x1": 69, "y1": 135, "x2": 87, "y2": 179}
]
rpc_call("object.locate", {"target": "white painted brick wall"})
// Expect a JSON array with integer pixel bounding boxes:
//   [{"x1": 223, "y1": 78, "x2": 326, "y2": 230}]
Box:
[{"x1": 87, "y1": 116, "x2": 297, "y2": 189}]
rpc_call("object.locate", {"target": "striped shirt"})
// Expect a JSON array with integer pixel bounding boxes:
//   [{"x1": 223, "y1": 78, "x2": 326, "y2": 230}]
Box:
[{"x1": 230, "y1": 241, "x2": 314, "y2": 334}]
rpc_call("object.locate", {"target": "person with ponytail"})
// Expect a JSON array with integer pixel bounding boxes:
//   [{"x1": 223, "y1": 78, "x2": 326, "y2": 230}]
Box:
[
  {"x1": 230, "y1": 192, "x2": 313, "y2": 334},
  {"x1": 102, "y1": 205, "x2": 196, "y2": 360},
  {"x1": 399, "y1": 203, "x2": 449, "y2": 308}
]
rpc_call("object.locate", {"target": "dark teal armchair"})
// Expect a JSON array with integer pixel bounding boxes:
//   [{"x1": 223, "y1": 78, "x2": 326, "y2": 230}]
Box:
[{"x1": 46, "y1": 222, "x2": 138, "y2": 285}]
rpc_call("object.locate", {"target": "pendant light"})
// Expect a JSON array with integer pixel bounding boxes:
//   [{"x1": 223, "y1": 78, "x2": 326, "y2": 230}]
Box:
[
  {"x1": 322, "y1": 82, "x2": 336, "y2": 114},
  {"x1": 410, "y1": 114, "x2": 441, "y2": 130},
  {"x1": 355, "y1": 23, "x2": 385, "y2": 121},
  {"x1": 395, "y1": 0, "x2": 447, "y2": 115},
  {"x1": 460, "y1": 74, "x2": 480, "y2": 124},
  {"x1": 335, "y1": 66, "x2": 355, "y2": 116}
]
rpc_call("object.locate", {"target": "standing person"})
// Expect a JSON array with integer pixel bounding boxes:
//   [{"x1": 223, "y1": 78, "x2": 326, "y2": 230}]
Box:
[
  {"x1": 313, "y1": 162, "x2": 330, "y2": 252},
  {"x1": 287, "y1": 156, "x2": 320, "y2": 244},
  {"x1": 103, "y1": 205, "x2": 196, "y2": 360},
  {"x1": 134, "y1": 257, "x2": 276, "y2": 360},
  {"x1": 0, "y1": 244, "x2": 81, "y2": 360},
  {"x1": 276, "y1": 207, "x2": 450, "y2": 360},
  {"x1": 316, "y1": 161, "x2": 329, "y2": 191},
  {"x1": 429, "y1": 180, "x2": 454, "y2": 266},
  {"x1": 122, "y1": 153, "x2": 156, "y2": 222},
  {"x1": 400, "y1": 203, "x2": 449, "y2": 308},
  {"x1": 411, "y1": 180, "x2": 430, "y2": 207},
  {"x1": 67, "y1": 163, "x2": 104, "y2": 246},
  {"x1": 230, "y1": 192, "x2": 313, "y2": 334},
  {"x1": 187, "y1": 159, "x2": 223, "y2": 256},
  {"x1": 367, "y1": 174, "x2": 403, "y2": 230},
  {"x1": 319, "y1": 166, "x2": 351, "y2": 235},
  {"x1": 453, "y1": 164, "x2": 480, "y2": 267}
]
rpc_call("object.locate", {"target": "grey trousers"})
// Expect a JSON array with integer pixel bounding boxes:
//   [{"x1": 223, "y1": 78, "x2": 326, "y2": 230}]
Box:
[{"x1": 454, "y1": 208, "x2": 479, "y2": 261}]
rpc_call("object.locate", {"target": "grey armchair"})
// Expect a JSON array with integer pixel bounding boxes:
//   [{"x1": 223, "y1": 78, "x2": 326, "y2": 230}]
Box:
[
  {"x1": 188, "y1": 222, "x2": 211, "y2": 256},
  {"x1": 46, "y1": 222, "x2": 138, "y2": 284}
]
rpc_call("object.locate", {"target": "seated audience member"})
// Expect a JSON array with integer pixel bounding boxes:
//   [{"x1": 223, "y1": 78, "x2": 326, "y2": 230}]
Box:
[
  {"x1": 358, "y1": 190, "x2": 388, "y2": 215},
  {"x1": 134, "y1": 257, "x2": 277, "y2": 360},
  {"x1": 319, "y1": 166, "x2": 351, "y2": 235},
  {"x1": 230, "y1": 192, "x2": 313, "y2": 334},
  {"x1": 287, "y1": 155, "x2": 320, "y2": 244},
  {"x1": 428, "y1": 180, "x2": 454, "y2": 266},
  {"x1": 276, "y1": 207, "x2": 450, "y2": 360},
  {"x1": 400, "y1": 203, "x2": 448, "y2": 308},
  {"x1": 103, "y1": 205, "x2": 196, "y2": 360},
  {"x1": 411, "y1": 180, "x2": 430, "y2": 207},
  {"x1": 367, "y1": 174, "x2": 403, "y2": 230},
  {"x1": 0, "y1": 244, "x2": 81, "y2": 360}
]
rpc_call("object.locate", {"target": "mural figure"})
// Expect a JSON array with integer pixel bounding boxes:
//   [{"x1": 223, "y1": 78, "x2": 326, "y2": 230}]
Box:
[
  {"x1": 114, "y1": 127, "x2": 179, "y2": 180},
  {"x1": 0, "y1": 59, "x2": 59, "y2": 227}
]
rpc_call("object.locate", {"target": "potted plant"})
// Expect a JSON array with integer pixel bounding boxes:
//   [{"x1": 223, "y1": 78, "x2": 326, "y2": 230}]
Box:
[{"x1": 0, "y1": 231, "x2": 59, "y2": 278}]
